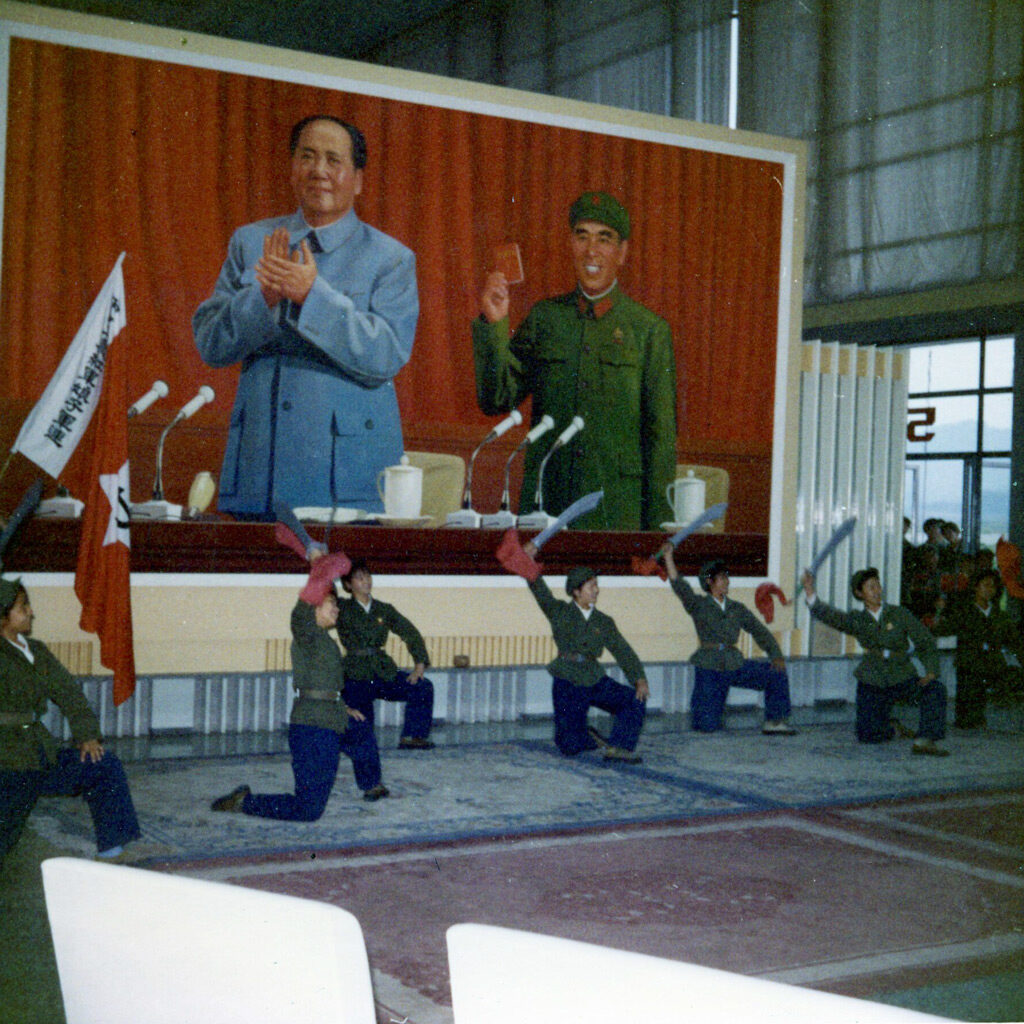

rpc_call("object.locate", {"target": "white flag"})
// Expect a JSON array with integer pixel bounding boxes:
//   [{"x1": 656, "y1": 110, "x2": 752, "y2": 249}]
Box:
[{"x1": 11, "y1": 252, "x2": 127, "y2": 479}]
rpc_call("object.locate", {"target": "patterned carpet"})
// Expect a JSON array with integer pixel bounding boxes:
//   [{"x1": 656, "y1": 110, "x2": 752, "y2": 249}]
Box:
[
  {"x1": 18, "y1": 719, "x2": 1024, "y2": 1024},
  {"x1": 26, "y1": 721, "x2": 1024, "y2": 865}
]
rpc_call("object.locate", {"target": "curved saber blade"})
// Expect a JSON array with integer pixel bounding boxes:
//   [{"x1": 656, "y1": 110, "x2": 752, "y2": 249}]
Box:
[
  {"x1": 809, "y1": 516, "x2": 857, "y2": 575},
  {"x1": 653, "y1": 502, "x2": 729, "y2": 558},
  {"x1": 0, "y1": 478, "x2": 44, "y2": 569},
  {"x1": 532, "y1": 490, "x2": 603, "y2": 551}
]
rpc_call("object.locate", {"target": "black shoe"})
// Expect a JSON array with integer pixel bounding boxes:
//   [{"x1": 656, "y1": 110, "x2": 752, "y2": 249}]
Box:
[
  {"x1": 603, "y1": 746, "x2": 642, "y2": 764},
  {"x1": 762, "y1": 721, "x2": 797, "y2": 735},
  {"x1": 912, "y1": 739, "x2": 950, "y2": 757},
  {"x1": 363, "y1": 784, "x2": 391, "y2": 801},
  {"x1": 398, "y1": 737, "x2": 435, "y2": 750},
  {"x1": 587, "y1": 725, "x2": 610, "y2": 750},
  {"x1": 211, "y1": 785, "x2": 250, "y2": 813}
]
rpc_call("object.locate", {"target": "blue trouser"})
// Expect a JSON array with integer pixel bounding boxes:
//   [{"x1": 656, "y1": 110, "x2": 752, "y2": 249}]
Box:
[
  {"x1": 856, "y1": 675, "x2": 947, "y2": 743},
  {"x1": 243, "y1": 721, "x2": 382, "y2": 821},
  {"x1": 552, "y1": 675, "x2": 646, "y2": 755},
  {"x1": 691, "y1": 662, "x2": 792, "y2": 732},
  {"x1": 0, "y1": 746, "x2": 140, "y2": 861},
  {"x1": 342, "y1": 671, "x2": 434, "y2": 740}
]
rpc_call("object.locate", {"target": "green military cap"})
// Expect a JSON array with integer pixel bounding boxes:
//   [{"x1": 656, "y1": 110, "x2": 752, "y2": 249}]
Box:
[
  {"x1": 0, "y1": 576, "x2": 23, "y2": 612},
  {"x1": 569, "y1": 192, "x2": 630, "y2": 240},
  {"x1": 565, "y1": 566, "x2": 597, "y2": 596}
]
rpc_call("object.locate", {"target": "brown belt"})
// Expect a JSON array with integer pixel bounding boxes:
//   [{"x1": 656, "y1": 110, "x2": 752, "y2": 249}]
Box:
[
  {"x1": 346, "y1": 648, "x2": 379, "y2": 657},
  {"x1": 701, "y1": 643, "x2": 735, "y2": 651},
  {"x1": 0, "y1": 712, "x2": 35, "y2": 727},
  {"x1": 299, "y1": 689, "x2": 342, "y2": 702}
]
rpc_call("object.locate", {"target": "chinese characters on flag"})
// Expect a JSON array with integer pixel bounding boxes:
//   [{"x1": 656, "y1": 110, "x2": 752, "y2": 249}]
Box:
[{"x1": 13, "y1": 254, "x2": 136, "y2": 704}]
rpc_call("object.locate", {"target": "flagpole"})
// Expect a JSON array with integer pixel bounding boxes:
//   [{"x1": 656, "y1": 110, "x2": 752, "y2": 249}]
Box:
[{"x1": 0, "y1": 451, "x2": 14, "y2": 495}]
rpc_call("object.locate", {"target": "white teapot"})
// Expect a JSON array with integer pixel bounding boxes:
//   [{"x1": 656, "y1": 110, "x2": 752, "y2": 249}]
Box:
[
  {"x1": 666, "y1": 470, "x2": 705, "y2": 524},
  {"x1": 376, "y1": 455, "x2": 422, "y2": 519}
]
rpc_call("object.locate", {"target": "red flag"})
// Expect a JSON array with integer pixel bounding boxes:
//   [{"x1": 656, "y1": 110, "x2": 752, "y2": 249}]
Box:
[{"x1": 68, "y1": 258, "x2": 136, "y2": 705}]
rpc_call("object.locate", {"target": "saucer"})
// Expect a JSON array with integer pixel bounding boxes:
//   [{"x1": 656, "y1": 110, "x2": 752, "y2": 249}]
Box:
[
  {"x1": 293, "y1": 507, "x2": 365, "y2": 523},
  {"x1": 370, "y1": 515, "x2": 432, "y2": 528}
]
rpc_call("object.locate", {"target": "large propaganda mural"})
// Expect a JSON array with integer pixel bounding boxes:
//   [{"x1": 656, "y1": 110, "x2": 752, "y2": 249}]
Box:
[{"x1": 0, "y1": 12, "x2": 800, "y2": 552}]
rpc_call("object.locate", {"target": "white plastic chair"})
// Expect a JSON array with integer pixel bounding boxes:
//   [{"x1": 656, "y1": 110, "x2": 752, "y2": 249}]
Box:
[
  {"x1": 42, "y1": 857, "x2": 376, "y2": 1024},
  {"x1": 447, "y1": 923, "x2": 952, "y2": 1023}
]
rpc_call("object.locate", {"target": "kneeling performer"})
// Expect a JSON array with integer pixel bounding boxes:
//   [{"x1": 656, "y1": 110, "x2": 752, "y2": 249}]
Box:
[
  {"x1": 500, "y1": 535, "x2": 648, "y2": 763},
  {"x1": 211, "y1": 553, "x2": 389, "y2": 817},
  {"x1": 336, "y1": 559, "x2": 435, "y2": 750},
  {"x1": 661, "y1": 542, "x2": 795, "y2": 735}
]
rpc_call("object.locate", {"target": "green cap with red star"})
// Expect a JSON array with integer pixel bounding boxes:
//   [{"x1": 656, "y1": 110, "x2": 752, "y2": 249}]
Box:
[{"x1": 569, "y1": 192, "x2": 630, "y2": 240}]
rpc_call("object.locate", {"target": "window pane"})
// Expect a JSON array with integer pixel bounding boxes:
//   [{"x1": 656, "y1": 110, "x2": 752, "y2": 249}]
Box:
[
  {"x1": 904, "y1": 458, "x2": 964, "y2": 545},
  {"x1": 907, "y1": 339, "x2": 980, "y2": 393},
  {"x1": 905, "y1": 395, "x2": 979, "y2": 455},
  {"x1": 981, "y1": 393, "x2": 1014, "y2": 451},
  {"x1": 984, "y1": 335, "x2": 1015, "y2": 388},
  {"x1": 979, "y1": 457, "x2": 1011, "y2": 551}
]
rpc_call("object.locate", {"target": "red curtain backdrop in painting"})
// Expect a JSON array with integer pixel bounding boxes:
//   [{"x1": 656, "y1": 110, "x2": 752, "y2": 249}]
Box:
[{"x1": 0, "y1": 37, "x2": 783, "y2": 469}]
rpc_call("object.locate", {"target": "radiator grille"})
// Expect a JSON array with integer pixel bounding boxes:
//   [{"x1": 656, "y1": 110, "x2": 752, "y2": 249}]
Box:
[{"x1": 263, "y1": 633, "x2": 557, "y2": 671}]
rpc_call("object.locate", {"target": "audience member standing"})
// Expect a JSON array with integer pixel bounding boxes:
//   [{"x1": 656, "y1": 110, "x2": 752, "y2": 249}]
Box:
[{"x1": 932, "y1": 569, "x2": 1024, "y2": 729}]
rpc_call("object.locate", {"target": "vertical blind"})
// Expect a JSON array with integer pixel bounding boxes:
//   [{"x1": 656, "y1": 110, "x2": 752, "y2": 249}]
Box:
[
  {"x1": 795, "y1": 340, "x2": 908, "y2": 654},
  {"x1": 364, "y1": 0, "x2": 1023, "y2": 308}
]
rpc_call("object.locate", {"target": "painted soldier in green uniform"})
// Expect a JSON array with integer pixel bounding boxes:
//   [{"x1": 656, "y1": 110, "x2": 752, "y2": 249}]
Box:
[{"x1": 473, "y1": 192, "x2": 677, "y2": 531}]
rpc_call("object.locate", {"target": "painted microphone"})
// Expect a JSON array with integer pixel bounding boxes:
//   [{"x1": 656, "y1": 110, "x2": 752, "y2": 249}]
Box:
[
  {"x1": 517, "y1": 414, "x2": 556, "y2": 451},
  {"x1": 482, "y1": 408, "x2": 524, "y2": 444},
  {"x1": 171, "y1": 385, "x2": 215, "y2": 425},
  {"x1": 517, "y1": 416, "x2": 585, "y2": 530},
  {"x1": 146, "y1": 385, "x2": 216, "y2": 507},
  {"x1": 127, "y1": 379, "x2": 168, "y2": 419},
  {"x1": 483, "y1": 415, "x2": 556, "y2": 529},
  {"x1": 447, "y1": 409, "x2": 524, "y2": 527},
  {"x1": 547, "y1": 415, "x2": 584, "y2": 456}
]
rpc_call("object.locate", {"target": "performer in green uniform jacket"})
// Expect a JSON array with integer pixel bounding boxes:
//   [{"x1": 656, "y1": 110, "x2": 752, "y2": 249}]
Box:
[
  {"x1": 473, "y1": 191, "x2": 677, "y2": 531},
  {"x1": 932, "y1": 568, "x2": 1024, "y2": 729},
  {"x1": 660, "y1": 544, "x2": 795, "y2": 735},
  {"x1": 335, "y1": 559, "x2": 435, "y2": 749},
  {"x1": 0, "y1": 579, "x2": 141, "y2": 864},
  {"x1": 801, "y1": 567, "x2": 949, "y2": 754},
  {"x1": 500, "y1": 534, "x2": 649, "y2": 762},
  {"x1": 211, "y1": 553, "x2": 389, "y2": 816}
]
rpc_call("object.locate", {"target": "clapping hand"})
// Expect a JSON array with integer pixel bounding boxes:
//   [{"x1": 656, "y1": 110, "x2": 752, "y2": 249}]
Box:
[{"x1": 256, "y1": 228, "x2": 318, "y2": 307}]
